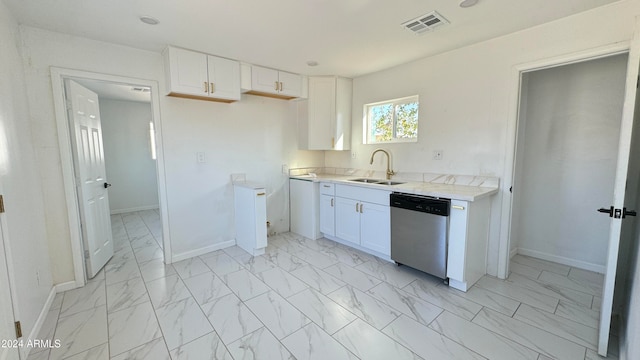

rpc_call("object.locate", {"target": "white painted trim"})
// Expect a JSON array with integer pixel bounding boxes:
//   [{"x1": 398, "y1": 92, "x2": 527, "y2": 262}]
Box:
[
  {"x1": 509, "y1": 247, "x2": 518, "y2": 259},
  {"x1": 22, "y1": 287, "x2": 56, "y2": 358},
  {"x1": 498, "y1": 42, "x2": 631, "y2": 280},
  {"x1": 55, "y1": 281, "x2": 79, "y2": 293},
  {"x1": 448, "y1": 278, "x2": 468, "y2": 292},
  {"x1": 51, "y1": 68, "x2": 85, "y2": 289},
  {"x1": 110, "y1": 205, "x2": 159, "y2": 215},
  {"x1": 517, "y1": 248, "x2": 606, "y2": 274},
  {"x1": 0, "y1": 204, "x2": 21, "y2": 357},
  {"x1": 50, "y1": 67, "x2": 173, "y2": 279},
  {"x1": 171, "y1": 240, "x2": 236, "y2": 263}
]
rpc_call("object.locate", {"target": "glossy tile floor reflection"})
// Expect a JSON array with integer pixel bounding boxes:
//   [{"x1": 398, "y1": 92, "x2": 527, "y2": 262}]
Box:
[{"x1": 29, "y1": 211, "x2": 618, "y2": 359}]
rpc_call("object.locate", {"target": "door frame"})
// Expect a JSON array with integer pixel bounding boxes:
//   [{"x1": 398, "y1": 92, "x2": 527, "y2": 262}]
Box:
[
  {"x1": 0, "y1": 209, "x2": 20, "y2": 359},
  {"x1": 51, "y1": 67, "x2": 172, "y2": 288},
  {"x1": 498, "y1": 42, "x2": 631, "y2": 279}
]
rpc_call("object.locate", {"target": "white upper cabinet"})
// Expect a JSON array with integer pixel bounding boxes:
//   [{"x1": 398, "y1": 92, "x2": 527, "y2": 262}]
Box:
[
  {"x1": 299, "y1": 76, "x2": 352, "y2": 151},
  {"x1": 164, "y1": 46, "x2": 240, "y2": 102},
  {"x1": 241, "y1": 64, "x2": 303, "y2": 99}
]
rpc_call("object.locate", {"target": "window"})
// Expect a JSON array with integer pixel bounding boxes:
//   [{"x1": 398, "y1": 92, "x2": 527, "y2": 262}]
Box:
[{"x1": 364, "y1": 95, "x2": 419, "y2": 144}]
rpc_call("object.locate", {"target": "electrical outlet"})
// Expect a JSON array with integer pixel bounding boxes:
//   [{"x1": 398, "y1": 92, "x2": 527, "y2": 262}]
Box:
[
  {"x1": 351, "y1": 151, "x2": 357, "y2": 159},
  {"x1": 282, "y1": 164, "x2": 288, "y2": 174},
  {"x1": 36, "y1": 270, "x2": 40, "y2": 286},
  {"x1": 433, "y1": 150, "x2": 443, "y2": 160},
  {"x1": 196, "y1": 152, "x2": 206, "y2": 163}
]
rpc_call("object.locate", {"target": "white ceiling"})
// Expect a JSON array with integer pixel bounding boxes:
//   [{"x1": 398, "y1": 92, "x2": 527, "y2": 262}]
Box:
[{"x1": 4, "y1": 0, "x2": 621, "y2": 78}]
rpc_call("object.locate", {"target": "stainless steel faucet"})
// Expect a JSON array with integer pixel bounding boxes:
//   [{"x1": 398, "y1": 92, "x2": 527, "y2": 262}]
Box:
[{"x1": 369, "y1": 149, "x2": 395, "y2": 180}]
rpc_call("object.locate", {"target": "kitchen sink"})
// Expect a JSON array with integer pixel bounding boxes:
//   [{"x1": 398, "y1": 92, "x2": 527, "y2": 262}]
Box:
[
  {"x1": 349, "y1": 178, "x2": 382, "y2": 183},
  {"x1": 375, "y1": 180, "x2": 406, "y2": 186},
  {"x1": 348, "y1": 178, "x2": 406, "y2": 186}
]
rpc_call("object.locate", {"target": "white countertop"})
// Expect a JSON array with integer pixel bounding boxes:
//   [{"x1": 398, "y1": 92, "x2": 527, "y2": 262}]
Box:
[{"x1": 290, "y1": 174, "x2": 498, "y2": 202}]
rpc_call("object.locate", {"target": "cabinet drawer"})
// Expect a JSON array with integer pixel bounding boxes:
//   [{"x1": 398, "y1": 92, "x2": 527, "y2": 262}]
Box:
[
  {"x1": 320, "y1": 182, "x2": 335, "y2": 195},
  {"x1": 335, "y1": 184, "x2": 391, "y2": 205}
]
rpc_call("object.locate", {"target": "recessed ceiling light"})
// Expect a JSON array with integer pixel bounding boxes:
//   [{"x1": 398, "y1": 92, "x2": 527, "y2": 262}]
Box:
[
  {"x1": 306, "y1": 60, "x2": 319, "y2": 67},
  {"x1": 459, "y1": 0, "x2": 478, "y2": 8},
  {"x1": 139, "y1": 16, "x2": 159, "y2": 25}
]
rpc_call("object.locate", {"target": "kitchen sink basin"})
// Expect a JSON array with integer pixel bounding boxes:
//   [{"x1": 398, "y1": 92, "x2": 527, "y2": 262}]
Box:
[
  {"x1": 375, "y1": 180, "x2": 406, "y2": 186},
  {"x1": 349, "y1": 178, "x2": 382, "y2": 183},
  {"x1": 348, "y1": 178, "x2": 406, "y2": 186}
]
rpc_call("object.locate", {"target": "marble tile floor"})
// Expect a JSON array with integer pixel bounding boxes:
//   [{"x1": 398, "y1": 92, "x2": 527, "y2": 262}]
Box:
[{"x1": 28, "y1": 214, "x2": 619, "y2": 360}]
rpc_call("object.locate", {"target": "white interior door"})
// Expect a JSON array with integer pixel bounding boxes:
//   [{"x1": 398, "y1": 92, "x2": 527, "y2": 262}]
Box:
[
  {"x1": 599, "y1": 30, "x2": 640, "y2": 355},
  {"x1": 0, "y1": 220, "x2": 19, "y2": 360},
  {"x1": 66, "y1": 80, "x2": 114, "y2": 279}
]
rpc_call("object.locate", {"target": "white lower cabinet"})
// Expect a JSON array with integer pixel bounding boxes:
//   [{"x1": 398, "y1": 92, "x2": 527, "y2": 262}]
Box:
[
  {"x1": 323, "y1": 184, "x2": 391, "y2": 257},
  {"x1": 335, "y1": 197, "x2": 360, "y2": 245},
  {"x1": 289, "y1": 179, "x2": 321, "y2": 240},
  {"x1": 234, "y1": 182, "x2": 267, "y2": 256},
  {"x1": 319, "y1": 194, "x2": 335, "y2": 236},
  {"x1": 446, "y1": 197, "x2": 491, "y2": 292},
  {"x1": 359, "y1": 202, "x2": 390, "y2": 255}
]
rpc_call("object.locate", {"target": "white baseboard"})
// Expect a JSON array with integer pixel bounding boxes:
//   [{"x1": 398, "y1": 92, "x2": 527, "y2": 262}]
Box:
[
  {"x1": 170, "y1": 240, "x2": 236, "y2": 263},
  {"x1": 22, "y1": 286, "x2": 57, "y2": 358},
  {"x1": 510, "y1": 247, "x2": 519, "y2": 259},
  {"x1": 110, "y1": 205, "x2": 159, "y2": 215},
  {"x1": 56, "y1": 280, "x2": 79, "y2": 293},
  {"x1": 517, "y1": 248, "x2": 606, "y2": 274}
]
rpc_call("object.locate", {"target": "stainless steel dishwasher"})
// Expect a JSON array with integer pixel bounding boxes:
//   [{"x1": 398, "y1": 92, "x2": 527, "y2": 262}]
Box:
[{"x1": 390, "y1": 193, "x2": 450, "y2": 280}]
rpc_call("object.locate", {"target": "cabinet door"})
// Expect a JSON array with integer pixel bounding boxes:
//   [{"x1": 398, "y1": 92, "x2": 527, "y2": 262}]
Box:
[
  {"x1": 168, "y1": 47, "x2": 209, "y2": 96},
  {"x1": 278, "y1": 71, "x2": 302, "y2": 97},
  {"x1": 254, "y1": 190, "x2": 268, "y2": 249},
  {"x1": 335, "y1": 197, "x2": 360, "y2": 245},
  {"x1": 207, "y1": 56, "x2": 240, "y2": 101},
  {"x1": 251, "y1": 65, "x2": 280, "y2": 94},
  {"x1": 447, "y1": 200, "x2": 469, "y2": 282},
  {"x1": 360, "y1": 202, "x2": 390, "y2": 256},
  {"x1": 319, "y1": 194, "x2": 335, "y2": 236},
  {"x1": 307, "y1": 77, "x2": 336, "y2": 150}
]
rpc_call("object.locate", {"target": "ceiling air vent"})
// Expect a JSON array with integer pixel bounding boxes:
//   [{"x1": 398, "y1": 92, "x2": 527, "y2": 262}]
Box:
[{"x1": 402, "y1": 11, "x2": 449, "y2": 35}]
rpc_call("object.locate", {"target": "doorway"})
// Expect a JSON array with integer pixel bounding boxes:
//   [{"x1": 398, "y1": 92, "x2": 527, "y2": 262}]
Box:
[
  {"x1": 51, "y1": 68, "x2": 171, "y2": 288},
  {"x1": 73, "y1": 79, "x2": 165, "y2": 274},
  {"x1": 510, "y1": 53, "x2": 628, "y2": 272},
  {"x1": 506, "y1": 45, "x2": 640, "y2": 356}
]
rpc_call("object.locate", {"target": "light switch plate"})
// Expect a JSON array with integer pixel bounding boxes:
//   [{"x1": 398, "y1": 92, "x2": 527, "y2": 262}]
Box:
[{"x1": 433, "y1": 150, "x2": 443, "y2": 160}]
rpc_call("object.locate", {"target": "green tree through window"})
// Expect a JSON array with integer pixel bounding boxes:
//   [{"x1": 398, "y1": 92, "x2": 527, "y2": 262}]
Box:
[{"x1": 366, "y1": 96, "x2": 418, "y2": 143}]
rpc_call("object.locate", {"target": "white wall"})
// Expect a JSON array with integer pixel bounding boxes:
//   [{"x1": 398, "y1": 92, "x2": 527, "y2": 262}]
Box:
[
  {"x1": 325, "y1": 0, "x2": 640, "y2": 276},
  {"x1": 513, "y1": 54, "x2": 627, "y2": 272},
  {"x1": 18, "y1": 25, "x2": 324, "y2": 279},
  {"x1": 0, "y1": 1, "x2": 53, "y2": 347},
  {"x1": 100, "y1": 99, "x2": 159, "y2": 214}
]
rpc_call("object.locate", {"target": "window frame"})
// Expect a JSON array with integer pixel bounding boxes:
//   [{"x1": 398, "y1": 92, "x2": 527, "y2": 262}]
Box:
[{"x1": 364, "y1": 95, "x2": 419, "y2": 144}]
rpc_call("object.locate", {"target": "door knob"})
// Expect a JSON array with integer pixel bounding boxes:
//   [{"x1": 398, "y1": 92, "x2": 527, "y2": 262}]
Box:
[
  {"x1": 104, "y1": 182, "x2": 112, "y2": 189},
  {"x1": 597, "y1": 206, "x2": 614, "y2": 217},
  {"x1": 624, "y1": 208, "x2": 637, "y2": 218}
]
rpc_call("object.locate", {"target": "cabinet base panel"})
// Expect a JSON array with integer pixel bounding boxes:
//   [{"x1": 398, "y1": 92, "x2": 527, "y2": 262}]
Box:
[
  {"x1": 244, "y1": 90, "x2": 296, "y2": 100},
  {"x1": 167, "y1": 92, "x2": 237, "y2": 103},
  {"x1": 448, "y1": 278, "x2": 469, "y2": 292},
  {"x1": 322, "y1": 233, "x2": 392, "y2": 263}
]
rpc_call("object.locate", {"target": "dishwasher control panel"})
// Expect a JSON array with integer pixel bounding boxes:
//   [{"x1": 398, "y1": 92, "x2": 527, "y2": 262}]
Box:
[{"x1": 390, "y1": 193, "x2": 450, "y2": 216}]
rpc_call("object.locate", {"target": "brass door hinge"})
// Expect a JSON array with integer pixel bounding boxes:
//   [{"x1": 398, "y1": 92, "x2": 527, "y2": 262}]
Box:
[
  {"x1": 0, "y1": 195, "x2": 4, "y2": 213},
  {"x1": 15, "y1": 321, "x2": 22, "y2": 338}
]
